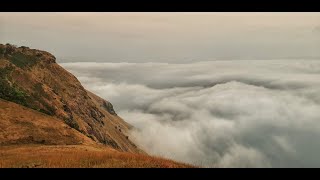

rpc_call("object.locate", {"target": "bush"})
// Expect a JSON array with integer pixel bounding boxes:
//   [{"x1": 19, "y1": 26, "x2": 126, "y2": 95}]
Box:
[
  {"x1": 4, "y1": 44, "x2": 16, "y2": 56},
  {"x1": 20, "y1": 46, "x2": 29, "y2": 49},
  {"x1": 0, "y1": 47, "x2": 5, "y2": 55},
  {"x1": 87, "y1": 135, "x2": 95, "y2": 141},
  {"x1": 5, "y1": 43, "x2": 17, "y2": 47},
  {"x1": 63, "y1": 117, "x2": 80, "y2": 131},
  {"x1": 38, "y1": 109, "x2": 50, "y2": 114},
  {"x1": 0, "y1": 67, "x2": 28, "y2": 106},
  {"x1": 9, "y1": 52, "x2": 38, "y2": 69}
]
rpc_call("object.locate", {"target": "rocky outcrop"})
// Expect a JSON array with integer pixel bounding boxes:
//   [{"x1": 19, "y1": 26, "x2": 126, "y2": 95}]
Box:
[{"x1": 103, "y1": 101, "x2": 117, "y2": 115}]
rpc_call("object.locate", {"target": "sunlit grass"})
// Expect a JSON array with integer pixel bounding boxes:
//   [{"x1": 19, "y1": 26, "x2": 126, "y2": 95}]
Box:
[{"x1": 0, "y1": 145, "x2": 195, "y2": 168}]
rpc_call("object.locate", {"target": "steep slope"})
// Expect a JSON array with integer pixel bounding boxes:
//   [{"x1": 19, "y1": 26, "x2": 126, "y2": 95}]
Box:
[
  {"x1": 0, "y1": 43, "x2": 140, "y2": 153},
  {"x1": 0, "y1": 99, "x2": 95, "y2": 145}
]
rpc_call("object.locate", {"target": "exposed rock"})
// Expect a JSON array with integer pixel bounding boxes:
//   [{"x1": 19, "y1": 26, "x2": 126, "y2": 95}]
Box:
[{"x1": 103, "y1": 100, "x2": 117, "y2": 115}]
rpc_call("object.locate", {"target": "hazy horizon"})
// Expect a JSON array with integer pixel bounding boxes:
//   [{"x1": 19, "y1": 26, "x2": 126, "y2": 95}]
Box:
[{"x1": 1, "y1": 12, "x2": 320, "y2": 62}]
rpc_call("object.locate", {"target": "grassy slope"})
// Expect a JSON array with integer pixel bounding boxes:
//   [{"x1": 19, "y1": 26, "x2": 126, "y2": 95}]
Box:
[
  {"x1": 0, "y1": 98, "x2": 95, "y2": 146},
  {"x1": 0, "y1": 44, "x2": 140, "y2": 152},
  {"x1": 0, "y1": 98, "x2": 194, "y2": 168},
  {"x1": 0, "y1": 145, "x2": 194, "y2": 168}
]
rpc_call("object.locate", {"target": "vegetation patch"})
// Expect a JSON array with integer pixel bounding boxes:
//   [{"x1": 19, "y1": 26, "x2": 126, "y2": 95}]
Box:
[
  {"x1": 33, "y1": 83, "x2": 50, "y2": 100},
  {"x1": 38, "y1": 109, "x2": 51, "y2": 115},
  {"x1": 9, "y1": 52, "x2": 38, "y2": 69},
  {"x1": 32, "y1": 103, "x2": 55, "y2": 116},
  {"x1": 0, "y1": 66, "x2": 52, "y2": 116},
  {"x1": 0, "y1": 66, "x2": 56, "y2": 116},
  {"x1": 0, "y1": 46, "x2": 5, "y2": 57},
  {"x1": 0, "y1": 66, "x2": 28, "y2": 106},
  {"x1": 30, "y1": 87, "x2": 56, "y2": 116},
  {"x1": 63, "y1": 117, "x2": 80, "y2": 131}
]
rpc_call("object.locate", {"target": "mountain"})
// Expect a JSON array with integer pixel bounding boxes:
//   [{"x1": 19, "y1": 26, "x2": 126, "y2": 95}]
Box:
[{"x1": 0, "y1": 43, "x2": 139, "y2": 153}]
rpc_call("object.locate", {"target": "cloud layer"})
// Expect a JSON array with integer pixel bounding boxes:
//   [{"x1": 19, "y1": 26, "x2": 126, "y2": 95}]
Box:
[{"x1": 61, "y1": 60, "x2": 320, "y2": 167}]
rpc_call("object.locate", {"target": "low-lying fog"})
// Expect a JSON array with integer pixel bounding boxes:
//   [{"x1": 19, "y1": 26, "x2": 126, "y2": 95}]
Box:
[{"x1": 61, "y1": 60, "x2": 320, "y2": 167}]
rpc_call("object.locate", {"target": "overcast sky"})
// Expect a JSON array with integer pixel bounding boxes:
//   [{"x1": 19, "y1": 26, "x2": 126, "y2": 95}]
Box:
[{"x1": 1, "y1": 12, "x2": 320, "y2": 62}]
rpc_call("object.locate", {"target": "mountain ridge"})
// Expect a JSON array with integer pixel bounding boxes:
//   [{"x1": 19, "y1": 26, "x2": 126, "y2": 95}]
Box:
[{"x1": 0, "y1": 43, "x2": 140, "y2": 153}]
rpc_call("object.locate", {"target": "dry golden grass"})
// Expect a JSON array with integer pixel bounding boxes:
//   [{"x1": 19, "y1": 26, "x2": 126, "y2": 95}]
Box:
[
  {"x1": 0, "y1": 100, "x2": 194, "y2": 168},
  {"x1": 0, "y1": 99, "x2": 95, "y2": 146},
  {"x1": 0, "y1": 145, "x2": 194, "y2": 168}
]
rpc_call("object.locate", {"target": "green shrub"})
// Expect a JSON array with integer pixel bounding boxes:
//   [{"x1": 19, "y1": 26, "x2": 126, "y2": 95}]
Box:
[
  {"x1": 9, "y1": 52, "x2": 38, "y2": 69},
  {"x1": 0, "y1": 66, "x2": 28, "y2": 106},
  {"x1": 33, "y1": 83, "x2": 50, "y2": 99},
  {"x1": 42, "y1": 103, "x2": 56, "y2": 115},
  {"x1": 29, "y1": 91, "x2": 56, "y2": 116},
  {"x1": 0, "y1": 47, "x2": 5, "y2": 55},
  {"x1": 63, "y1": 117, "x2": 80, "y2": 131},
  {"x1": 87, "y1": 135, "x2": 95, "y2": 141},
  {"x1": 38, "y1": 109, "x2": 50, "y2": 114}
]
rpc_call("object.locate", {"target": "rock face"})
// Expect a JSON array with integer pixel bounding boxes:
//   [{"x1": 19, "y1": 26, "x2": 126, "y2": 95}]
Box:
[
  {"x1": 0, "y1": 43, "x2": 140, "y2": 153},
  {"x1": 103, "y1": 101, "x2": 117, "y2": 115}
]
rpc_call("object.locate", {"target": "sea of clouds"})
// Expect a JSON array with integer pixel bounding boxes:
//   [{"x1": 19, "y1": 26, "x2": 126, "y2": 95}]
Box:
[{"x1": 61, "y1": 60, "x2": 320, "y2": 167}]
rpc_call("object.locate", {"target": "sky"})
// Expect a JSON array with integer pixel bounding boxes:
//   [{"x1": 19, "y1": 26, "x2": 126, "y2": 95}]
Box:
[{"x1": 1, "y1": 12, "x2": 320, "y2": 62}]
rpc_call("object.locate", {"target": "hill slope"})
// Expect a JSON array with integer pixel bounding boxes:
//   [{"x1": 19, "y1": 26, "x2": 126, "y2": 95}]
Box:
[
  {"x1": 0, "y1": 43, "x2": 139, "y2": 153},
  {"x1": 0, "y1": 96, "x2": 194, "y2": 168},
  {"x1": 0, "y1": 99, "x2": 95, "y2": 146}
]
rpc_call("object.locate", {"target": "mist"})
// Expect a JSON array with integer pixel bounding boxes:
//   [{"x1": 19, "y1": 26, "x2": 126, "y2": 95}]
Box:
[{"x1": 61, "y1": 60, "x2": 320, "y2": 167}]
